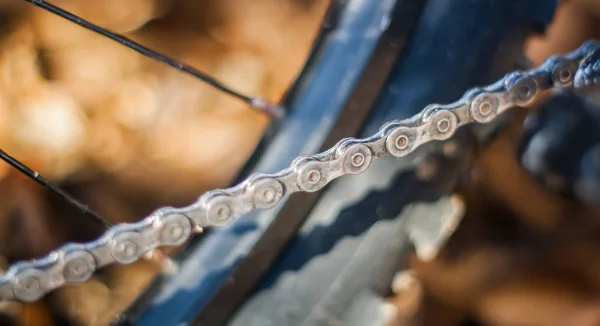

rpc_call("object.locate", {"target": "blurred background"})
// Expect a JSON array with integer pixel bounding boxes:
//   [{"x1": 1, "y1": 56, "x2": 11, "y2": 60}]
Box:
[{"x1": 0, "y1": 0, "x2": 598, "y2": 325}]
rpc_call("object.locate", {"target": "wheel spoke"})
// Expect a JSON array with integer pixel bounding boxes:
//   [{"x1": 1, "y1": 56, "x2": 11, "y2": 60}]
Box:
[
  {"x1": 24, "y1": 0, "x2": 285, "y2": 118},
  {"x1": 0, "y1": 148, "x2": 112, "y2": 228}
]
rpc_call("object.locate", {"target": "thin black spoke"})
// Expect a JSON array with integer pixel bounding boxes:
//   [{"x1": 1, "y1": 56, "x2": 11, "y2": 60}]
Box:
[
  {"x1": 25, "y1": 0, "x2": 285, "y2": 118},
  {"x1": 0, "y1": 148, "x2": 112, "y2": 228}
]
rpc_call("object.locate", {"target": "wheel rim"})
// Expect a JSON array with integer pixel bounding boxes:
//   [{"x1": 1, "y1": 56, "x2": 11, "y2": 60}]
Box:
[{"x1": 123, "y1": 0, "x2": 409, "y2": 324}]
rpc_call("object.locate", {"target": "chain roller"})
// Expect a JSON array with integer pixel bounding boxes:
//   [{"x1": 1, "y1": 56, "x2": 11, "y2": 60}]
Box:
[{"x1": 0, "y1": 41, "x2": 599, "y2": 302}]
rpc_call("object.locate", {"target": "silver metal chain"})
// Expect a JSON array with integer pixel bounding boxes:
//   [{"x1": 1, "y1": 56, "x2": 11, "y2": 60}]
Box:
[{"x1": 1, "y1": 40, "x2": 599, "y2": 303}]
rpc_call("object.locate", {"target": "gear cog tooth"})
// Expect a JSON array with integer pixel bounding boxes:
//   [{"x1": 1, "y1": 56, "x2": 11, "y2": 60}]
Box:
[
  {"x1": 405, "y1": 195, "x2": 465, "y2": 262},
  {"x1": 575, "y1": 44, "x2": 600, "y2": 89},
  {"x1": 582, "y1": 39, "x2": 600, "y2": 53}
]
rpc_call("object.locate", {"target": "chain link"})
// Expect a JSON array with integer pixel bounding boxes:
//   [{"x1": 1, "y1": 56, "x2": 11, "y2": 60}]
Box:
[{"x1": 1, "y1": 41, "x2": 599, "y2": 302}]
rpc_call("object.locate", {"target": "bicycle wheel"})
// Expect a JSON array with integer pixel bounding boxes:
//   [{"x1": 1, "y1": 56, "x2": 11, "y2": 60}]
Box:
[
  {"x1": 0, "y1": 0, "x2": 582, "y2": 325},
  {"x1": 124, "y1": 0, "x2": 562, "y2": 325}
]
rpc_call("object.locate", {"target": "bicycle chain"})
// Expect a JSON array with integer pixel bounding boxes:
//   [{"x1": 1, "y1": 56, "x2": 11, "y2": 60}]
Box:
[{"x1": 1, "y1": 41, "x2": 599, "y2": 303}]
